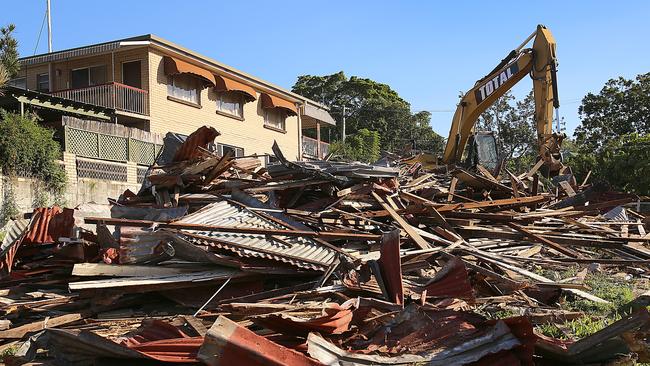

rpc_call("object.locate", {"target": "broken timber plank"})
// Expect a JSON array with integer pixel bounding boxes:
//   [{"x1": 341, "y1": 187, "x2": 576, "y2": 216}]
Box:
[
  {"x1": 461, "y1": 246, "x2": 609, "y2": 304},
  {"x1": 506, "y1": 222, "x2": 583, "y2": 258},
  {"x1": 371, "y1": 192, "x2": 430, "y2": 249},
  {"x1": 72, "y1": 263, "x2": 192, "y2": 277},
  {"x1": 436, "y1": 195, "x2": 547, "y2": 212},
  {"x1": 84, "y1": 217, "x2": 382, "y2": 241},
  {"x1": 447, "y1": 177, "x2": 458, "y2": 202},
  {"x1": 0, "y1": 313, "x2": 85, "y2": 339}
]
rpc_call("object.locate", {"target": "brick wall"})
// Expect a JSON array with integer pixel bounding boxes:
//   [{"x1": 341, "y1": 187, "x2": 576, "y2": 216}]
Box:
[{"x1": 147, "y1": 49, "x2": 301, "y2": 161}]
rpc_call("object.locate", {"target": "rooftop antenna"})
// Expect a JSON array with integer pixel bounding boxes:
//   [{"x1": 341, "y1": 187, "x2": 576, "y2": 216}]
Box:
[{"x1": 47, "y1": 0, "x2": 52, "y2": 52}]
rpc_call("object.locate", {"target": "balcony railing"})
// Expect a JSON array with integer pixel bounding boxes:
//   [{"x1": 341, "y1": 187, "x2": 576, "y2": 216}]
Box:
[
  {"x1": 302, "y1": 136, "x2": 329, "y2": 159},
  {"x1": 52, "y1": 82, "x2": 149, "y2": 116}
]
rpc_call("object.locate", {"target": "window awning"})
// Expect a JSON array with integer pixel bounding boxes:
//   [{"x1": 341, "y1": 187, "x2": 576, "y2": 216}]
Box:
[
  {"x1": 214, "y1": 74, "x2": 257, "y2": 102},
  {"x1": 302, "y1": 103, "x2": 336, "y2": 127},
  {"x1": 261, "y1": 93, "x2": 298, "y2": 116},
  {"x1": 163, "y1": 56, "x2": 215, "y2": 86}
]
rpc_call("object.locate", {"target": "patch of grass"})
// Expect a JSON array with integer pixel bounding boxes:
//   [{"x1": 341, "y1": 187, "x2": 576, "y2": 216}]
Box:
[
  {"x1": 537, "y1": 322, "x2": 565, "y2": 339},
  {"x1": 565, "y1": 314, "x2": 620, "y2": 339},
  {"x1": 535, "y1": 272, "x2": 637, "y2": 340},
  {"x1": 566, "y1": 273, "x2": 635, "y2": 315},
  {"x1": 0, "y1": 345, "x2": 18, "y2": 357}
]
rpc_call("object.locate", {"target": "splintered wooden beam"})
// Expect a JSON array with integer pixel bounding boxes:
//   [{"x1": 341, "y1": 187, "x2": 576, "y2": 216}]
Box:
[
  {"x1": 436, "y1": 195, "x2": 547, "y2": 212},
  {"x1": 84, "y1": 217, "x2": 382, "y2": 241},
  {"x1": 447, "y1": 177, "x2": 458, "y2": 202},
  {"x1": 506, "y1": 222, "x2": 583, "y2": 258},
  {"x1": 371, "y1": 192, "x2": 430, "y2": 249}
]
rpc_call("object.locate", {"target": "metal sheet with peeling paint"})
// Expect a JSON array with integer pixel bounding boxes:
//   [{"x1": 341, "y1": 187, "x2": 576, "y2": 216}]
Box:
[{"x1": 176, "y1": 200, "x2": 338, "y2": 271}]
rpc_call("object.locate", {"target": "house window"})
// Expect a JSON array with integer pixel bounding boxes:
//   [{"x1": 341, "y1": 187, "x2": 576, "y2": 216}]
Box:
[
  {"x1": 216, "y1": 92, "x2": 243, "y2": 118},
  {"x1": 7, "y1": 77, "x2": 25, "y2": 89},
  {"x1": 71, "y1": 65, "x2": 107, "y2": 89},
  {"x1": 264, "y1": 109, "x2": 286, "y2": 131},
  {"x1": 167, "y1": 74, "x2": 201, "y2": 105},
  {"x1": 217, "y1": 143, "x2": 244, "y2": 157},
  {"x1": 265, "y1": 155, "x2": 279, "y2": 166},
  {"x1": 37, "y1": 73, "x2": 49, "y2": 92}
]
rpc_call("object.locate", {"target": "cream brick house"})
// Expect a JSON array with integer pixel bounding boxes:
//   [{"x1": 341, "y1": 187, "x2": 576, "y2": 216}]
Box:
[{"x1": 14, "y1": 34, "x2": 335, "y2": 162}]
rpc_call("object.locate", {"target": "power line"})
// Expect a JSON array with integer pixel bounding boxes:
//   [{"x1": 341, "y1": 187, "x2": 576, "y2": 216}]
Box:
[{"x1": 33, "y1": 5, "x2": 47, "y2": 55}]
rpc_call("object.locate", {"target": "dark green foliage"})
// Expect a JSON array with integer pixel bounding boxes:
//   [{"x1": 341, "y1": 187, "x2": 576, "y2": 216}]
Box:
[
  {"x1": 330, "y1": 129, "x2": 381, "y2": 163},
  {"x1": 0, "y1": 24, "x2": 19, "y2": 78},
  {"x1": 567, "y1": 72, "x2": 650, "y2": 194},
  {"x1": 566, "y1": 133, "x2": 650, "y2": 195},
  {"x1": 574, "y1": 72, "x2": 650, "y2": 152},
  {"x1": 0, "y1": 110, "x2": 66, "y2": 194},
  {"x1": 292, "y1": 72, "x2": 444, "y2": 153}
]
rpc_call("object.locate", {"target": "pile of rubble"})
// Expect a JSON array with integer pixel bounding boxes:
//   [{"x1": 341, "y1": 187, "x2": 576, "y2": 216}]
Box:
[{"x1": 1, "y1": 126, "x2": 649, "y2": 365}]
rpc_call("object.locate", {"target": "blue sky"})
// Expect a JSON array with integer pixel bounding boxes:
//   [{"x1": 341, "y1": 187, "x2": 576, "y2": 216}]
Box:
[{"x1": 2, "y1": 0, "x2": 648, "y2": 136}]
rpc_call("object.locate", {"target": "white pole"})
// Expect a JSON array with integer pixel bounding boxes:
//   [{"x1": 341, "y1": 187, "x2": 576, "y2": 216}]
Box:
[
  {"x1": 342, "y1": 105, "x2": 346, "y2": 142},
  {"x1": 47, "y1": 0, "x2": 52, "y2": 52}
]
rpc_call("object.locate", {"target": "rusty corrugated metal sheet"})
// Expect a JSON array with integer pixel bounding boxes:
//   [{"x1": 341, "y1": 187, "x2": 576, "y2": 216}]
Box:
[
  {"x1": 23, "y1": 206, "x2": 75, "y2": 244},
  {"x1": 377, "y1": 230, "x2": 403, "y2": 305},
  {"x1": 0, "y1": 218, "x2": 30, "y2": 276},
  {"x1": 120, "y1": 320, "x2": 202, "y2": 363},
  {"x1": 307, "y1": 305, "x2": 521, "y2": 365},
  {"x1": 422, "y1": 257, "x2": 475, "y2": 301},
  {"x1": 172, "y1": 125, "x2": 220, "y2": 162},
  {"x1": 198, "y1": 315, "x2": 323, "y2": 366},
  {"x1": 254, "y1": 299, "x2": 356, "y2": 336},
  {"x1": 177, "y1": 200, "x2": 338, "y2": 271}
]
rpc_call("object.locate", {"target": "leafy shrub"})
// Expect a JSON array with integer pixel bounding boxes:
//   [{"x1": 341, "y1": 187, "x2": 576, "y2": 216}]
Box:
[{"x1": 0, "y1": 110, "x2": 66, "y2": 194}]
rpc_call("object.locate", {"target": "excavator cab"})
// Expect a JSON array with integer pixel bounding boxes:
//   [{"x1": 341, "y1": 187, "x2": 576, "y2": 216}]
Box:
[{"x1": 463, "y1": 132, "x2": 501, "y2": 175}]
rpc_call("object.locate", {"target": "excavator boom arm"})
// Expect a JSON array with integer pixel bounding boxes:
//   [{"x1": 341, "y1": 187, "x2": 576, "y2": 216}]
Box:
[{"x1": 442, "y1": 25, "x2": 560, "y2": 170}]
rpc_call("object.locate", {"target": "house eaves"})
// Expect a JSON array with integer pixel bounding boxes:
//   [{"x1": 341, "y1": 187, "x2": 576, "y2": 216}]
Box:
[{"x1": 19, "y1": 34, "x2": 332, "y2": 113}]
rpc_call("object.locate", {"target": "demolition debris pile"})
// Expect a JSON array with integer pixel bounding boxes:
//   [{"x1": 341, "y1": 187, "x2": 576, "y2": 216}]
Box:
[{"x1": 1, "y1": 126, "x2": 649, "y2": 365}]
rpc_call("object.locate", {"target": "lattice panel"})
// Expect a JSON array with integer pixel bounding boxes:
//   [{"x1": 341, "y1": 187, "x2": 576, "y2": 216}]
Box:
[
  {"x1": 137, "y1": 166, "x2": 149, "y2": 184},
  {"x1": 77, "y1": 159, "x2": 127, "y2": 182},
  {"x1": 99, "y1": 134, "x2": 128, "y2": 161},
  {"x1": 130, "y1": 139, "x2": 157, "y2": 165},
  {"x1": 67, "y1": 128, "x2": 99, "y2": 158}
]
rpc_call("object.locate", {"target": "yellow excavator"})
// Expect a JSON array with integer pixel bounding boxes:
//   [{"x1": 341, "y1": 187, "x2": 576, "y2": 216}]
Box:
[{"x1": 442, "y1": 24, "x2": 565, "y2": 177}]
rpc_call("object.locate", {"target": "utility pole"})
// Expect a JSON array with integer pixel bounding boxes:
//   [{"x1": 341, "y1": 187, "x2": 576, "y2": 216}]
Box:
[
  {"x1": 47, "y1": 0, "x2": 52, "y2": 52},
  {"x1": 342, "y1": 105, "x2": 346, "y2": 142}
]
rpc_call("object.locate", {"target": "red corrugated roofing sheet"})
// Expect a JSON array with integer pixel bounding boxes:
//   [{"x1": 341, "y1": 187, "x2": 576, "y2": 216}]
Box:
[
  {"x1": 120, "y1": 320, "x2": 202, "y2": 363},
  {"x1": 199, "y1": 315, "x2": 323, "y2": 366},
  {"x1": 173, "y1": 125, "x2": 220, "y2": 162},
  {"x1": 23, "y1": 206, "x2": 75, "y2": 244},
  {"x1": 377, "y1": 229, "x2": 404, "y2": 305},
  {"x1": 423, "y1": 256, "x2": 475, "y2": 300},
  {"x1": 254, "y1": 299, "x2": 356, "y2": 336}
]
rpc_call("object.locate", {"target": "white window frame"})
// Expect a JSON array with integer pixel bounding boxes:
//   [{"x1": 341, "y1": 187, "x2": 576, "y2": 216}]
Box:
[
  {"x1": 217, "y1": 143, "x2": 244, "y2": 157},
  {"x1": 264, "y1": 109, "x2": 287, "y2": 131},
  {"x1": 167, "y1": 74, "x2": 201, "y2": 105},
  {"x1": 216, "y1": 92, "x2": 244, "y2": 118}
]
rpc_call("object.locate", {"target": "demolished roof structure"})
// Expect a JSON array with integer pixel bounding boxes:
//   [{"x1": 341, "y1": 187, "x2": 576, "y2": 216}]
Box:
[{"x1": 1, "y1": 125, "x2": 650, "y2": 365}]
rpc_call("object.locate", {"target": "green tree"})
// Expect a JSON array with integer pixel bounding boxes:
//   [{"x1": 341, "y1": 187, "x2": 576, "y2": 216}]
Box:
[
  {"x1": 0, "y1": 24, "x2": 19, "y2": 78},
  {"x1": 293, "y1": 72, "x2": 443, "y2": 153},
  {"x1": 565, "y1": 134, "x2": 650, "y2": 195},
  {"x1": 330, "y1": 128, "x2": 381, "y2": 163},
  {"x1": 574, "y1": 72, "x2": 650, "y2": 152}
]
